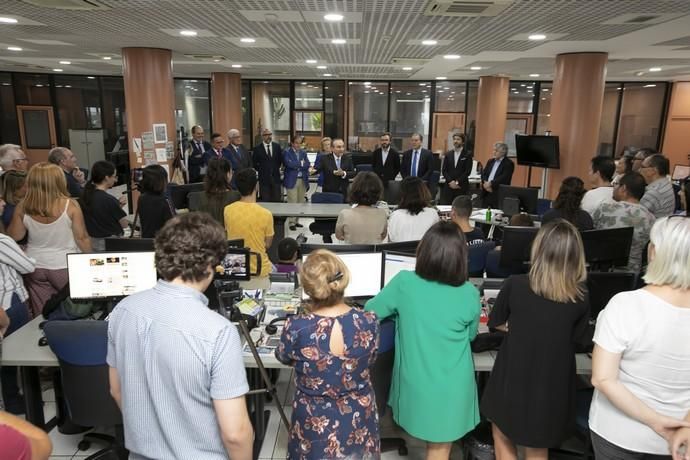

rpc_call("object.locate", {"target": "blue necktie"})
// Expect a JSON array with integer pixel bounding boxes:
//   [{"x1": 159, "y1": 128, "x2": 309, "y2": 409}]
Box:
[
  {"x1": 411, "y1": 150, "x2": 419, "y2": 177},
  {"x1": 336, "y1": 156, "x2": 341, "y2": 170}
]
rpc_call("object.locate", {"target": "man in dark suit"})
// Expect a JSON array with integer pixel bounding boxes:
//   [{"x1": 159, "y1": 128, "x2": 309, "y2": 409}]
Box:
[
  {"x1": 440, "y1": 133, "x2": 473, "y2": 205},
  {"x1": 203, "y1": 133, "x2": 235, "y2": 168},
  {"x1": 401, "y1": 133, "x2": 433, "y2": 182},
  {"x1": 252, "y1": 128, "x2": 283, "y2": 202},
  {"x1": 187, "y1": 125, "x2": 211, "y2": 183},
  {"x1": 481, "y1": 142, "x2": 515, "y2": 208},
  {"x1": 311, "y1": 138, "x2": 354, "y2": 197},
  {"x1": 227, "y1": 128, "x2": 253, "y2": 171},
  {"x1": 372, "y1": 132, "x2": 400, "y2": 186}
]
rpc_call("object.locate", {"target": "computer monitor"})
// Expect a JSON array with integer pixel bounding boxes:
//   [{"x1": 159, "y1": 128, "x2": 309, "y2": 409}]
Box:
[
  {"x1": 497, "y1": 185, "x2": 539, "y2": 215},
  {"x1": 581, "y1": 227, "x2": 634, "y2": 270},
  {"x1": 214, "y1": 247, "x2": 251, "y2": 281},
  {"x1": 300, "y1": 242, "x2": 377, "y2": 255},
  {"x1": 672, "y1": 165, "x2": 690, "y2": 181},
  {"x1": 104, "y1": 237, "x2": 154, "y2": 252},
  {"x1": 168, "y1": 182, "x2": 204, "y2": 210},
  {"x1": 301, "y1": 252, "x2": 382, "y2": 299},
  {"x1": 382, "y1": 251, "x2": 416, "y2": 287},
  {"x1": 586, "y1": 272, "x2": 637, "y2": 320},
  {"x1": 227, "y1": 238, "x2": 244, "y2": 248},
  {"x1": 515, "y1": 135, "x2": 560, "y2": 169},
  {"x1": 375, "y1": 240, "x2": 420, "y2": 256},
  {"x1": 499, "y1": 226, "x2": 539, "y2": 271},
  {"x1": 67, "y1": 252, "x2": 157, "y2": 300}
]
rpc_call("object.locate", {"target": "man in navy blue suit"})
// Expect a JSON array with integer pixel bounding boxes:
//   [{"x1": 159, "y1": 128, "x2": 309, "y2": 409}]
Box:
[
  {"x1": 203, "y1": 133, "x2": 234, "y2": 169},
  {"x1": 187, "y1": 125, "x2": 211, "y2": 183},
  {"x1": 401, "y1": 133, "x2": 433, "y2": 182},
  {"x1": 252, "y1": 128, "x2": 283, "y2": 202},
  {"x1": 226, "y1": 129, "x2": 253, "y2": 172}
]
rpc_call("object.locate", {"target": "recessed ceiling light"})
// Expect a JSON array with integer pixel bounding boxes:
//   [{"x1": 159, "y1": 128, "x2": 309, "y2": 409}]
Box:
[
  {"x1": 528, "y1": 34, "x2": 546, "y2": 40},
  {"x1": 324, "y1": 13, "x2": 344, "y2": 22},
  {"x1": 542, "y1": 88, "x2": 549, "y2": 92},
  {"x1": 443, "y1": 54, "x2": 461, "y2": 60},
  {"x1": 435, "y1": 76, "x2": 447, "y2": 80},
  {"x1": 87, "y1": 76, "x2": 95, "y2": 79},
  {"x1": 306, "y1": 59, "x2": 317, "y2": 64},
  {"x1": 402, "y1": 66, "x2": 413, "y2": 71},
  {"x1": 542, "y1": 98, "x2": 547, "y2": 101},
  {"x1": 240, "y1": 37, "x2": 256, "y2": 43},
  {"x1": 231, "y1": 64, "x2": 242, "y2": 68},
  {"x1": 644, "y1": 84, "x2": 657, "y2": 88},
  {"x1": 363, "y1": 81, "x2": 372, "y2": 85},
  {"x1": 520, "y1": 84, "x2": 526, "y2": 87},
  {"x1": 180, "y1": 30, "x2": 197, "y2": 37},
  {"x1": 35, "y1": 84, "x2": 43, "y2": 87},
  {"x1": 323, "y1": 73, "x2": 332, "y2": 77},
  {"x1": 529, "y1": 73, "x2": 540, "y2": 77},
  {"x1": 470, "y1": 66, "x2": 482, "y2": 70},
  {"x1": 395, "y1": 90, "x2": 401, "y2": 93},
  {"x1": 213, "y1": 58, "x2": 221, "y2": 62},
  {"x1": 526, "y1": 86, "x2": 533, "y2": 89},
  {"x1": 65, "y1": 85, "x2": 71, "y2": 88},
  {"x1": 406, "y1": 92, "x2": 412, "y2": 95},
  {"x1": 649, "y1": 67, "x2": 662, "y2": 72},
  {"x1": 0, "y1": 17, "x2": 18, "y2": 24},
  {"x1": 364, "y1": 90, "x2": 370, "y2": 94},
  {"x1": 190, "y1": 79, "x2": 197, "y2": 82},
  {"x1": 418, "y1": 83, "x2": 426, "y2": 86},
  {"x1": 331, "y1": 39, "x2": 346, "y2": 44},
  {"x1": 316, "y1": 65, "x2": 327, "y2": 69},
  {"x1": 7, "y1": 46, "x2": 22, "y2": 51},
  {"x1": 438, "y1": 90, "x2": 444, "y2": 93},
  {"x1": 102, "y1": 56, "x2": 112, "y2": 60},
  {"x1": 422, "y1": 40, "x2": 438, "y2": 46},
  {"x1": 53, "y1": 68, "x2": 63, "y2": 72},
  {"x1": 59, "y1": 60, "x2": 71, "y2": 65}
]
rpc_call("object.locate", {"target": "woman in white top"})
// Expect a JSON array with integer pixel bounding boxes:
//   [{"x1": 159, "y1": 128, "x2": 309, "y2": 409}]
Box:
[
  {"x1": 387, "y1": 177, "x2": 439, "y2": 242},
  {"x1": 590, "y1": 216, "x2": 690, "y2": 459},
  {"x1": 8, "y1": 162, "x2": 91, "y2": 317},
  {"x1": 335, "y1": 172, "x2": 388, "y2": 244}
]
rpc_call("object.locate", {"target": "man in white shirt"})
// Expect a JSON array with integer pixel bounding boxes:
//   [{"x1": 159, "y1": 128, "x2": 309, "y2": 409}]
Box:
[
  {"x1": 371, "y1": 132, "x2": 400, "y2": 185},
  {"x1": 639, "y1": 154, "x2": 676, "y2": 218},
  {"x1": 581, "y1": 156, "x2": 615, "y2": 215},
  {"x1": 441, "y1": 133, "x2": 473, "y2": 205}
]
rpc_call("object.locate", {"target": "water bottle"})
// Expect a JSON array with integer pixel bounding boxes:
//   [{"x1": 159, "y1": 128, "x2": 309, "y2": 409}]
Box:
[{"x1": 485, "y1": 208, "x2": 492, "y2": 222}]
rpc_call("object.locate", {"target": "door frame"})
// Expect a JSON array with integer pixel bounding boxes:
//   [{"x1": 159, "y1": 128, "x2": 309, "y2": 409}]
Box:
[{"x1": 16, "y1": 105, "x2": 57, "y2": 164}]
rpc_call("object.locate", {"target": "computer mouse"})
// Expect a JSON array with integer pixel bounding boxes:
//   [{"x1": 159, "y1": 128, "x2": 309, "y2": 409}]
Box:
[{"x1": 38, "y1": 336, "x2": 48, "y2": 347}]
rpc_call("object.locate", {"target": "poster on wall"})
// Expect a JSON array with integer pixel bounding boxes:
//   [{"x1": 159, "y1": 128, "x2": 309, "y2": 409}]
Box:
[
  {"x1": 165, "y1": 141, "x2": 174, "y2": 160},
  {"x1": 142, "y1": 132, "x2": 154, "y2": 150},
  {"x1": 153, "y1": 124, "x2": 168, "y2": 144},
  {"x1": 155, "y1": 148, "x2": 167, "y2": 162}
]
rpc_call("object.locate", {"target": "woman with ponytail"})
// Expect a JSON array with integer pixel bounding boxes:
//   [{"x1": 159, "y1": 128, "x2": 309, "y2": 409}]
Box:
[{"x1": 79, "y1": 160, "x2": 128, "y2": 251}]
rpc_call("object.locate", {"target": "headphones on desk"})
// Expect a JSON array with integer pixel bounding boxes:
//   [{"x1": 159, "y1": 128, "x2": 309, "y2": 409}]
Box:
[{"x1": 264, "y1": 315, "x2": 294, "y2": 335}]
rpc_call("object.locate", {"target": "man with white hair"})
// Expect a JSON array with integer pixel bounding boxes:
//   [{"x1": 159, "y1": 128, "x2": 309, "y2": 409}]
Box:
[
  {"x1": 48, "y1": 146, "x2": 85, "y2": 197},
  {"x1": 226, "y1": 129, "x2": 252, "y2": 171},
  {"x1": 480, "y1": 142, "x2": 514, "y2": 208},
  {"x1": 0, "y1": 144, "x2": 29, "y2": 173}
]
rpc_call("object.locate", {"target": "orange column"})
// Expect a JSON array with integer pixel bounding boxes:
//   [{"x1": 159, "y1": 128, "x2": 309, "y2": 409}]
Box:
[
  {"x1": 661, "y1": 82, "x2": 690, "y2": 168},
  {"x1": 211, "y1": 72, "x2": 242, "y2": 139},
  {"x1": 474, "y1": 76, "x2": 510, "y2": 166},
  {"x1": 122, "y1": 48, "x2": 175, "y2": 177},
  {"x1": 548, "y1": 52, "x2": 608, "y2": 198}
]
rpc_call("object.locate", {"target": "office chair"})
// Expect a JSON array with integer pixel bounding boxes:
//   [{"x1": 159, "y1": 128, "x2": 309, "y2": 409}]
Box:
[
  {"x1": 484, "y1": 249, "x2": 515, "y2": 278},
  {"x1": 44, "y1": 321, "x2": 127, "y2": 460},
  {"x1": 309, "y1": 192, "x2": 344, "y2": 243},
  {"x1": 467, "y1": 241, "x2": 496, "y2": 277},
  {"x1": 385, "y1": 180, "x2": 402, "y2": 206},
  {"x1": 370, "y1": 320, "x2": 408, "y2": 456},
  {"x1": 187, "y1": 190, "x2": 203, "y2": 211},
  {"x1": 427, "y1": 171, "x2": 441, "y2": 202},
  {"x1": 356, "y1": 163, "x2": 373, "y2": 173},
  {"x1": 537, "y1": 198, "x2": 552, "y2": 216}
]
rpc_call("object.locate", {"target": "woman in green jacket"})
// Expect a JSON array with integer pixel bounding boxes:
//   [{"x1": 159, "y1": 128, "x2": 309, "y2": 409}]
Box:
[{"x1": 366, "y1": 221, "x2": 481, "y2": 459}]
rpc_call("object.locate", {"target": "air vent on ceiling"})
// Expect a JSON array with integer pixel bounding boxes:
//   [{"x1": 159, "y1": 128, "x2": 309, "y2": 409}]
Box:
[
  {"x1": 184, "y1": 54, "x2": 226, "y2": 62},
  {"x1": 424, "y1": 0, "x2": 513, "y2": 17},
  {"x1": 21, "y1": 0, "x2": 110, "y2": 10},
  {"x1": 391, "y1": 58, "x2": 429, "y2": 66},
  {"x1": 625, "y1": 15, "x2": 660, "y2": 23}
]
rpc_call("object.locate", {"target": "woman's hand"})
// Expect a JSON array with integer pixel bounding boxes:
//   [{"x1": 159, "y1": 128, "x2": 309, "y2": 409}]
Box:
[
  {"x1": 650, "y1": 414, "x2": 690, "y2": 441},
  {"x1": 671, "y1": 428, "x2": 690, "y2": 460}
]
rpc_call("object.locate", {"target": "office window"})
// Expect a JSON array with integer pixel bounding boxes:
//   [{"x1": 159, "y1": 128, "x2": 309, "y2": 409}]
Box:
[
  {"x1": 54, "y1": 76, "x2": 101, "y2": 161},
  {"x1": 100, "y1": 77, "x2": 127, "y2": 154},
  {"x1": 389, "y1": 82, "x2": 430, "y2": 151},
  {"x1": 597, "y1": 84, "x2": 621, "y2": 157},
  {"x1": 295, "y1": 81, "x2": 323, "y2": 110},
  {"x1": 0, "y1": 73, "x2": 19, "y2": 144},
  {"x1": 615, "y1": 83, "x2": 666, "y2": 156},
  {"x1": 175, "y1": 79, "x2": 210, "y2": 145},
  {"x1": 347, "y1": 82, "x2": 388, "y2": 152},
  {"x1": 465, "y1": 81, "x2": 479, "y2": 149},
  {"x1": 252, "y1": 81, "x2": 291, "y2": 148},
  {"x1": 508, "y1": 81, "x2": 536, "y2": 113},
  {"x1": 241, "y1": 81, "x2": 250, "y2": 147},
  {"x1": 13, "y1": 73, "x2": 51, "y2": 106},
  {"x1": 535, "y1": 83, "x2": 553, "y2": 135},
  {"x1": 435, "y1": 81, "x2": 467, "y2": 113},
  {"x1": 324, "y1": 80, "x2": 345, "y2": 141}
]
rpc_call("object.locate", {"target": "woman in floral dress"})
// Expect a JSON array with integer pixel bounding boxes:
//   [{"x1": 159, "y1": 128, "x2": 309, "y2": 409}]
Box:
[{"x1": 276, "y1": 249, "x2": 380, "y2": 459}]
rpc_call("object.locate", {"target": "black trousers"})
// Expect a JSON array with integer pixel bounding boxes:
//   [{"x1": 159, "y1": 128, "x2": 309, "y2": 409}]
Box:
[
  {"x1": 440, "y1": 183, "x2": 469, "y2": 205},
  {"x1": 259, "y1": 182, "x2": 282, "y2": 202},
  {"x1": 591, "y1": 430, "x2": 671, "y2": 460}
]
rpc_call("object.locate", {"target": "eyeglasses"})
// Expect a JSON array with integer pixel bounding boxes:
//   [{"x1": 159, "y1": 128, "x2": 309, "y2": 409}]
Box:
[{"x1": 13, "y1": 157, "x2": 28, "y2": 162}]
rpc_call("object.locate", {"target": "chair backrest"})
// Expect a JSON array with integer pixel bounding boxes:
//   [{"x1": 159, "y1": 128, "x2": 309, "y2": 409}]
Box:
[
  {"x1": 188, "y1": 191, "x2": 203, "y2": 211},
  {"x1": 356, "y1": 163, "x2": 373, "y2": 173},
  {"x1": 370, "y1": 320, "x2": 396, "y2": 415},
  {"x1": 467, "y1": 241, "x2": 496, "y2": 277},
  {"x1": 311, "y1": 192, "x2": 344, "y2": 204},
  {"x1": 385, "y1": 180, "x2": 402, "y2": 205},
  {"x1": 537, "y1": 198, "x2": 552, "y2": 216},
  {"x1": 44, "y1": 321, "x2": 122, "y2": 427}
]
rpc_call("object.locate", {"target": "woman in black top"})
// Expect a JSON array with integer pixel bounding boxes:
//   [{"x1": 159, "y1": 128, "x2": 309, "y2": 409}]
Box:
[
  {"x1": 542, "y1": 176, "x2": 594, "y2": 230},
  {"x1": 138, "y1": 164, "x2": 174, "y2": 238},
  {"x1": 79, "y1": 161, "x2": 128, "y2": 250},
  {"x1": 198, "y1": 157, "x2": 240, "y2": 225}
]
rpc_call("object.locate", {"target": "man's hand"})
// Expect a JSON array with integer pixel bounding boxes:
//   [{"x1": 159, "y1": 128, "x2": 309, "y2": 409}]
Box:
[
  {"x1": 449, "y1": 180, "x2": 459, "y2": 190},
  {"x1": 482, "y1": 182, "x2": 492, "y2": 193},
  {"x1": 73, "y1": 168, "x2": 86, "y2": 185},
  {"x1": 309, "y1": 167, "x2": 317, "y2": 175},
  {"x1": 334, "y1": 169, "x2": 345, "y2": 177}
]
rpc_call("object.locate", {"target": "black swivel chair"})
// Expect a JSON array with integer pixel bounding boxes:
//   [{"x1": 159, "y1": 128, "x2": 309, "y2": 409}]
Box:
[
  {"x1": 309, "y1": 192, "x2": 344, "y2": 243},
  {"x1": 44, "y1": 321, "x2": 127, "y2": 460},
  {"x1": 371, "y1": 320, "x2": 408, "y2": 456},
  {"x1": 385, "y1": 180, "x2": 402, "y2": 206}
]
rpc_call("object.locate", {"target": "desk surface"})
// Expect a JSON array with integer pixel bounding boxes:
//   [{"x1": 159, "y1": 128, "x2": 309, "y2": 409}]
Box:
[{"x1": 259, "y1": 202, "x2": 350, "y2": 218}]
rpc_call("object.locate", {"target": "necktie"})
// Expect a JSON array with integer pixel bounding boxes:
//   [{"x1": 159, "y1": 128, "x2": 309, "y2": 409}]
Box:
[
  {"x1": 412, "y1": 150, "x2": 419, "y2": 177},
  {"x1": 197, "y1": 141, "x2": 202, "y2": 152},
  {"x1": 266, "y1": 144, "x2": 271, "y2": 158},
  {"x1": 336, "y1": 156, "x2": 341, "y2": 170},
  {"x1": 216, "y1": 149, "x2": 222, "y2": 158}
]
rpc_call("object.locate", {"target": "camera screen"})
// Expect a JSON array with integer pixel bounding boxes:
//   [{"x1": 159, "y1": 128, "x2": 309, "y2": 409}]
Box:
[{"x1": 214, "y1": 249, "x2": 250, "y2": 281}]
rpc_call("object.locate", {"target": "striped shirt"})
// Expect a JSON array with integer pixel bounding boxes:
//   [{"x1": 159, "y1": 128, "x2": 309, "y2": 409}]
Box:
[
  {"x1": 0, "y1": 234, "x2": 34, "y2": 310},
  {"x1": 640, "y1": 177, "x2": 676, "y2": 218},
  {"x1": 107, "y1": 280, "x2": 249, "y2": 460}
]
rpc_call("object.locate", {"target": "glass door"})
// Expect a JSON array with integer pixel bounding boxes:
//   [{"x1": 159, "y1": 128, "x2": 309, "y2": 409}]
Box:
[{"x1": 17, "y1": 105, "x2": 57, "y2": 165}]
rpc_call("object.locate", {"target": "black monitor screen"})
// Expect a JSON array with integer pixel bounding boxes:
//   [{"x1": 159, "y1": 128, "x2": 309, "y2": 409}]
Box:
[
  {"x1": 168, "y1": 182, "x2": 204, "y2": 210},
  {"x1": 497, "y1": 185, "x2": 539, "y2": 215},
  {"x1": 587, "y1": 272, "x2": 637, "y2": 320},
  {"x1": 300, "y1": 243, "x2": 376, "y2": 255},
  {"x1": 516, "y1": 135, "x2": 560, "y2": 169},
  {"x1": 499, "y1": 226, "x2": 538, "y2": 271},
  {"x1": 581, "y1": 227, "x2": 634, "y2": 269}
]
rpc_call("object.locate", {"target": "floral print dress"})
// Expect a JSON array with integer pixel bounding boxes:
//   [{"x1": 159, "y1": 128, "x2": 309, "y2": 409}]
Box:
[{"x1": 276, "y1": 309, "x2": 380, "y2": 459}]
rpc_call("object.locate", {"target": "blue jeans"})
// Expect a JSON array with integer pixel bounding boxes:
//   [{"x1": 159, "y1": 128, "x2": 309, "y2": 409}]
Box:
[{"x1": 1, "y1": 294, "x2": 30, "y2": 410}]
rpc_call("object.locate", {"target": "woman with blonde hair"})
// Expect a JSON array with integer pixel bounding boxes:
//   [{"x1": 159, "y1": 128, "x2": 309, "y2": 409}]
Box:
[
  {"x1": 481, "y1": 219, "x2": 590, "y2": 460},
  {"x1": 8, "y1": 162, "x2": 91, "y2": 317},
  {"x1": 590, "y1": 216, "x2": 690, "y2": 459},
  {"x1": 276, "y1": 249, "x2": 380, "y2": 459}
]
